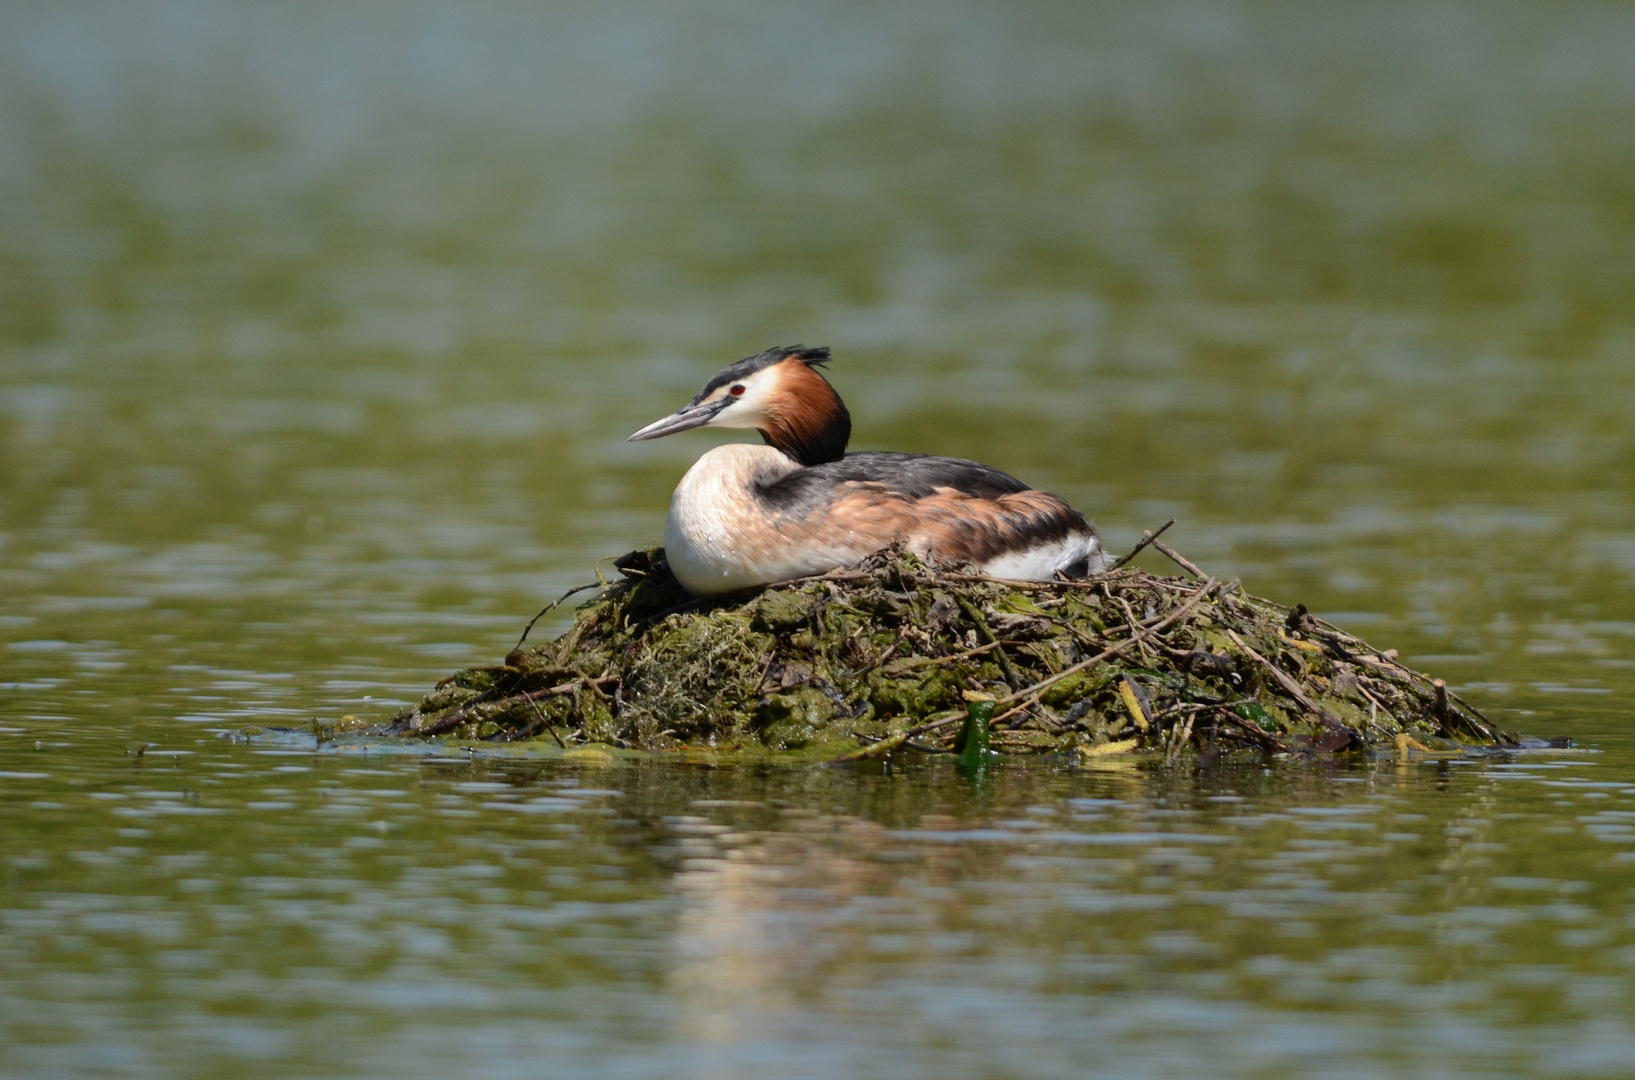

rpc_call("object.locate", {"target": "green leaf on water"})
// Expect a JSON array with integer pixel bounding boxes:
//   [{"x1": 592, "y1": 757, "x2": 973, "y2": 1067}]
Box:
[{"x1": 956, "y1": 700, "x2": 994, "y2": 771}]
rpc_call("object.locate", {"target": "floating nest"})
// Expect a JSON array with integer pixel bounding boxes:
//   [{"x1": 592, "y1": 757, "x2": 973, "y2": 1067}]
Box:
[{"x1": 373, "y1": 533, "x2": 1530, "y2": 763}]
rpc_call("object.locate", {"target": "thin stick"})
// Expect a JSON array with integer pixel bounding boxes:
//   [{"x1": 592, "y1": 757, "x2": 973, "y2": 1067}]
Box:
[
  {"x1": 419, "y1": 675, "x2": 619, "y2": 737},
  {"x1": 1430, "y1": 677, "x2": 1504, "y2": 744},
  {"x1": 1114, "y1": 594, "x2": 1155, "y2": 665},
  {"x1": 1359, "y1": 685, "x2": 1391, "y2": 731},
  {"x1": 937, "y1": 573, "x2": 1066, "y2": 589},
  {"x1": 1037, "y1": 611, "x2": 1102, "y2": 649},
  {"x1": 1217, "y1": 706, "x2": 1293, "y2": 753},
  {"x1": 828, "y1": 578, "x2": 1220, "y2": 763},
  {"x1": 1224, "y1": 630, "x2": 1349, "y2": 735},
  {"x1": 513, "y1": 582, "x2": 603, "y2": 653},
  {"x1": 996, "y1": 580, "x2": 1218, "y2": 712},
  {"x1": 876, "y1": 640, "x2": 1001, "y2": 672},
  {"x1": 1445, "y1": 686, "x2": 1513, "y2": 745},
  {"x1": 416, "y1": 690, "x2": 498, "y2": 736},
  {"x1": 1089, "y1": 582, "x2": 1220, "y2": 637},
  {"x1": 749, "y1": 650, "x2": 778, "y2": 697},
  {"x1": 872, "y1": 626, "x2": 914, "y2": 667},
  {"x1": 990, "y1": 700, "x2": 1039, "y2": 728},
  {"x1": 1150, "y1": 538, "x2": 1205, "y2": 579},
  {"x1": 514, "y1": 675, "x2": 618, "y2": 703},
  {"x1": 1166, "y1": 712, "x2": 1196, "y2": 764},
  {"x1": 575, "y1": 669, "x2": 613, "y2": 701},
  {"x1": 957, "y1": 595, "x2": 1021, "y2": 691},
  {"x1": 1106, "y1": 519, "x2": 1177, "y2": 571},
  {"x1": 525, "y1": 695, "x2": 567, "y2": 748}
]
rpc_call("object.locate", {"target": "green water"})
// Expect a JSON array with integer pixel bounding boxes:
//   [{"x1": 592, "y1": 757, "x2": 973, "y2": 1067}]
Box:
[{"x1": 3, "y1": 2, "x2": 1635, "y2": 1076}]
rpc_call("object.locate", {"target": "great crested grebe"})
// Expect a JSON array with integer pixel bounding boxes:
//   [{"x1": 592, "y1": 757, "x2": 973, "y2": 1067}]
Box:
[{"x1": 627, "y1": 345, "x2": 1107, "y2": 595}]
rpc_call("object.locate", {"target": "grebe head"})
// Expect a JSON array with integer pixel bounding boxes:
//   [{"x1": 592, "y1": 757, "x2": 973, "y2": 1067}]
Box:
[{"x1": 626, "y1": 345, "x2": 852, "y2": 466}]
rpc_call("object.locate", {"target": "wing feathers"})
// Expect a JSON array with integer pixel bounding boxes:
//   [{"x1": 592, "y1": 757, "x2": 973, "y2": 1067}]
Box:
[{"x1": 756, "y1": 452, "x2": 1096, "y2": 570}]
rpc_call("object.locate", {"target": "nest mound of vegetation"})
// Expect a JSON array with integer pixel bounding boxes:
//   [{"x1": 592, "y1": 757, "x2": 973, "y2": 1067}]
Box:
[{"x1": 379, "y1": 536, "x2": 1522, "y2": 762}]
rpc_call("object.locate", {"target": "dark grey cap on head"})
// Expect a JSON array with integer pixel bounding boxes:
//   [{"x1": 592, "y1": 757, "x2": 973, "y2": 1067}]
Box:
[{"x1": 692, "y1": 345, "x2": 832, "y2": 405}]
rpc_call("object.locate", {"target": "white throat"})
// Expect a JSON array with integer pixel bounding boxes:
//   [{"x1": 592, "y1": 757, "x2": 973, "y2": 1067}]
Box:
[{"x1": 662, "y1": 444, "x2": 827, "y2": 594}]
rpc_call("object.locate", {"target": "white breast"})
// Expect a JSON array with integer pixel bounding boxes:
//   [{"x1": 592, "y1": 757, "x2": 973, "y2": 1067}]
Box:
[{"x1": 664, "y1": 444, "x2": 861, "y2": 594}]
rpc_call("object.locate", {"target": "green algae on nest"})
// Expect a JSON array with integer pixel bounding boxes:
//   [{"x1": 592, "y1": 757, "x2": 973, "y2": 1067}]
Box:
[{"x1": 380, "y1": 544, "x2": 1517, "y2": 760}]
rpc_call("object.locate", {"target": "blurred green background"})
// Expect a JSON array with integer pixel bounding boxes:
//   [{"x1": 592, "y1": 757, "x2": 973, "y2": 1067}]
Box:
[
  {"x1": 4, "y1": 4, "x2": 1635, "y2": 1077},
  {"x1": 3, "y1": 4, "x2": 1633, "y2": 707}
]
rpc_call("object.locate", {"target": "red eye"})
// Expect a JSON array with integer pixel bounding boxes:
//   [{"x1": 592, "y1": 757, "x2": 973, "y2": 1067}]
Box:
[{"x1": 730, "y1": 384, "x2": 746, "y2": 396}]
